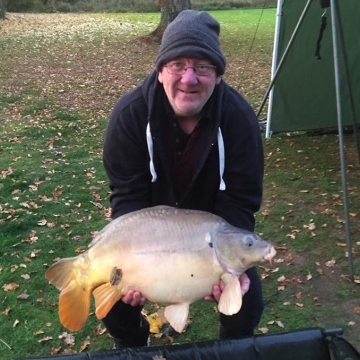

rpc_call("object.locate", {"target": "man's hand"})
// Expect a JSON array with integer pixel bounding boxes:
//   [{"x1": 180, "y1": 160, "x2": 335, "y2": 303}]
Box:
[
  {"x1": 204, "y1": 272, "x2": 250, "y2": 303},
  {"x1": 121, "y1": 290, "x2": 147, "y2": 307}
]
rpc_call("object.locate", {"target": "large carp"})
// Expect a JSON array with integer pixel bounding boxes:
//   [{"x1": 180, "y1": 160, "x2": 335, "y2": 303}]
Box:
[{"x1": 45, "y1": 206, "x2": 276, "y2": 333}]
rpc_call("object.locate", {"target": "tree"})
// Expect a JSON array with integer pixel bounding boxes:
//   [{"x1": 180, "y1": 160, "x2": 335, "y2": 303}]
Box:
[
  {"x1": 0, "y1": 0, "x2": 8, "y2": 19},
  {"x1": 151, "y1": 0, "x2": 191, "y2": 39}
]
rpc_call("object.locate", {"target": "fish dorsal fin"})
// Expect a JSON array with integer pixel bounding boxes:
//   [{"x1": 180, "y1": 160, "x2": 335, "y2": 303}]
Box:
[
  {"x1": 218, "y1": 273, "x2": 242, "y2": 316},
  {"x1": 93, "y1": 283, "x2": 123, "y2": 320},
  {"x1": 164, "y1": 303, "x2": 190, "y2": 333}
]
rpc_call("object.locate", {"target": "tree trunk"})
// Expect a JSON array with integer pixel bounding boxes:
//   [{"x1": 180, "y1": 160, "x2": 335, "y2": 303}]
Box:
[
  {"x1": 151, "y1": 0, "x2": 191, "y2": 39},
  {"x1": 0, "y1": 0, "x2": 8, "y2": 19}
]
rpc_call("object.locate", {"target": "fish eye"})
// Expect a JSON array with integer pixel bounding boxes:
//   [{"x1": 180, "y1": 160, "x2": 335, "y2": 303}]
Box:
[{"x1": 245, "y1": 236, "x2": 254, "y2": 247}]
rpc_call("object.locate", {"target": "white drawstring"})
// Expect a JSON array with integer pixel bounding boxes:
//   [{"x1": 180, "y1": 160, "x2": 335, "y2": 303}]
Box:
[
  {"x1": 146, "y1": 123, "x2": 157, "y2": 182},
  {"x1": 217, "y1": 128, "x2": 226, "y2": 191}
]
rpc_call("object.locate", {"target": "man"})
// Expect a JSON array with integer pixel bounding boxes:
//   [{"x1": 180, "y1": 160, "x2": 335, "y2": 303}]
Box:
[{"x1": 102, "y1": 9, "x2": 264, "y2": 348}]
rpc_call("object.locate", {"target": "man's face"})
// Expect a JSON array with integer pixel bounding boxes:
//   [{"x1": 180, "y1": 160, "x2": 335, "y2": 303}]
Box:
[{"x1": 158, "y1": 58, "x2": 221, "y2": 118}]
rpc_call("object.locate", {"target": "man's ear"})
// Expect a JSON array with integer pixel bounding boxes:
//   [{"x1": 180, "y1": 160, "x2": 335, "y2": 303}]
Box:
[
  {"x1": 158, "y1": 70, "x2": 164, "y2": 84},
  {"x1": 216, "y1": 75, "x2": 222, "y2": 85}
]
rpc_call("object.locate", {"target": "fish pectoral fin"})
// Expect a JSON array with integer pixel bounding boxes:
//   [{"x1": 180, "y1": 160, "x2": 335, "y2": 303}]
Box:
[
  {"x1": 157, "y1": 308, "x2": 169, "y2": 324},
  {"x1": 218, "y1": 273, "x2": 242, "y2": 316},
  {"x1": 59, "y1": 279, "x2": 92, "y2": 332},
  {"x1": 164, "y1": 303, "x2": 190, "y2": 333},
  {"x1": 93, "y1": 283, "x2": 123, "y2": 320}
]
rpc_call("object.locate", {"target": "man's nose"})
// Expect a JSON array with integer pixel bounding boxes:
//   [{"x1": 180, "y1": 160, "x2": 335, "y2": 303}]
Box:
[{"x1": 181, "y1": 67, "x2": 198, "y2": 85}]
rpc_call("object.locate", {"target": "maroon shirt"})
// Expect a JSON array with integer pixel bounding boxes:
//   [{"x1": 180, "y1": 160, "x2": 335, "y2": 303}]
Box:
[{"x1": 168, "y1": 113, "x2": 206, "y2": 200}]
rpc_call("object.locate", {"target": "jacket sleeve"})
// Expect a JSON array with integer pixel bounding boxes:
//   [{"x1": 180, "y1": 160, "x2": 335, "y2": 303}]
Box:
[
  {"x1": 214, "y1": 97, "x2": 264, "y2": 232},
  {"x1": 102, "y1": 95, "x2": 151, "y2": 220}
]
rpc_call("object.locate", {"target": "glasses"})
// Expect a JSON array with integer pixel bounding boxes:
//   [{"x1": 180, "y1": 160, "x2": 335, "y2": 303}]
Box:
[{"x1": 164, "y1": 62, "x2": 216, "y2": 76}]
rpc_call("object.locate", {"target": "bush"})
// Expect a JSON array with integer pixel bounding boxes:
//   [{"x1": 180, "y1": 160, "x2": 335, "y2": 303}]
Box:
[
  {"x1": 7, "y1": 0, "x2": 277, "y2": 13},
  {"x1": 7, "y1": 0, "x2": 45, "y2": 12}
]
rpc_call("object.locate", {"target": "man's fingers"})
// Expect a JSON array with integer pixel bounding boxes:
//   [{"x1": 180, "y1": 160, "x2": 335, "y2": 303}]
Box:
[{"x1": 121, "y1": 290, "x2": 147, "y2": 306}]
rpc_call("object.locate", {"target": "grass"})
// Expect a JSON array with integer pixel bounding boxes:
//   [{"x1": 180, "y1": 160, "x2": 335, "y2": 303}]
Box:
[{"x1": 0, "y1": 8, "x2": 360, "y2": 359}]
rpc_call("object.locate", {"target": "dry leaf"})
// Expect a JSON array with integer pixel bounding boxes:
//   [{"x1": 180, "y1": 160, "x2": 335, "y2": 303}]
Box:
[
  {"x1": 337, "y1": 242, "x2": 347, "y2": 247},
  {"x1": 3, "y1": 283, "x2": 19, "y2": 291},
  {"x1": 258, "y1": 327, "x2": 269, "y2": 334},
  {"x1": 51, "y1": 347, "x2": 62, "y2": 355},
  {"x1": 79, "y1": 337, "x2": 91, "y2": 352},
  {"x1": 17, "y1": 292, "x2": 30, "y2": 300},
  {"x1": 1, "y1": 308, "x2": 11, "y2": 315},
  {"x1": 325, "y1": 259, "x2": 336, "y2": 267},
  {"x1": 38, "y1": 219, "x2": 47, "y2": 226},
  {"x1": 38, "y1": 336, "x2": 53, "y2": 343}
]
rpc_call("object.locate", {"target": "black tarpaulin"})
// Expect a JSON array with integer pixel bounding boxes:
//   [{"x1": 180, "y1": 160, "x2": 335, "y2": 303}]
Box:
[{"x1": 16, "y1": 328, "x2": 360, "y2": 360}]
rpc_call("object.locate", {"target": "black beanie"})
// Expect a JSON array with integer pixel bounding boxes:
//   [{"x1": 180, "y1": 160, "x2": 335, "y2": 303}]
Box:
[{"x1": 155, "y1": 10, "x2": 226, "y2": 75}]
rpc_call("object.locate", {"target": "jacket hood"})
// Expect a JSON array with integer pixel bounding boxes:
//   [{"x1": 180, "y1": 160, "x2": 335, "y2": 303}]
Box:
[{"x1": 141, "y1": 70, "x2": 226, "y2": 190}]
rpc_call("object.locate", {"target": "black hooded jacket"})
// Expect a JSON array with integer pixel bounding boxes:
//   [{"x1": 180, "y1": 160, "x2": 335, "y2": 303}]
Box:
[{"x1": 103, "y1": 71, "x2": 264, "y2": 231}]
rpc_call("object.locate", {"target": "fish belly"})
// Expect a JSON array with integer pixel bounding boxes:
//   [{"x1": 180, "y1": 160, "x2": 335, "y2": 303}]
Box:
[{"x1": 116, "y1": 252, "x2": 221, "y2": 304}]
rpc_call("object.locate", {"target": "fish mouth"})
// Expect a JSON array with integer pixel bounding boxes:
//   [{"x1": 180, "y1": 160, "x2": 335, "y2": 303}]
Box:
[{"x1": 263, "y1": 246, "x2": 277, "y2": 265}]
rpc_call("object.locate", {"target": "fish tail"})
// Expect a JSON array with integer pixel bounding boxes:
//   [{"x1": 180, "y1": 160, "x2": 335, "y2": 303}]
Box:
[{"x1": 45, "y1": 257, "x2": 92, "y2": 332}]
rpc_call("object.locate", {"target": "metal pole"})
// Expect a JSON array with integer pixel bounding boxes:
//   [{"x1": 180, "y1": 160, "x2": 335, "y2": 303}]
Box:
[
  {"x1": 257, "y1": 0, "x2": 314, "y2": 124},
  {"x1": 329, "y1": 0, "x2": 354, "y2": 281},
  {"x1": 333, "y1": 0, "x2": 360, "y2": 166},
  {"x1": 265, "y1": 0, "x2": 283, "y2": 139}
]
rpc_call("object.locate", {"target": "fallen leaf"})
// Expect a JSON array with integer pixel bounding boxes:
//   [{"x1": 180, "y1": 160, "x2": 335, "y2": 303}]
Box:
[
  {"x1": 38, "y1": 336, "x2": 53, "y2": 343},
  {"x1": 79, "y1": 337, "x2": 90, "y2": 352},
  {"x1": 17, "y1": 292, "x2": 30, "y2": 300},
  {"x1": 51, "y1": 347, "x2": 62, "y2": 355},
  {"x1": 1, "y1": 308, "x2": 11, "y2": 315},
  {"x1": 325, "y1": 259, "x2": 336, "y2": 267},
  {"x1": 93, "y1": 324, "x2": 106, "y2": 336},
  {"x1": 258, "y1": 327, "x2": 269, "y2": 334},
  {"x1": 3, "y1": 283, "x2": 19, "y2": 291},
  {"x1": 59, "y1": 332, "x2": 75, "y2": 346},
  {"x1": 145, "y1": 312, "x2": 164, "y2": 334},
  {"x1": 337, "y1": 242, "x2": 347, "y2": 247}
]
